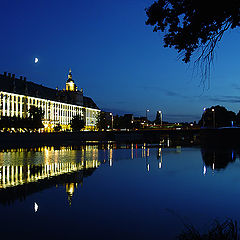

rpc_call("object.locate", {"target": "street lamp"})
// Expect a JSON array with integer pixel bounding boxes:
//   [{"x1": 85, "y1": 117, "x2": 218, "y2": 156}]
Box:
[
  {"x1": 203, "y1": 107, "x2": 206, "y2": 127},
  {"x1": 158, "y1": 110, "x2": 162, "y2": 126},
  {"x1": 146, "y1": 109, "x2": 150, "y2": 120},
  {"x1": 110, "y1": 112, "x2": 113, "y2": 130},
  {"x1": 212, "y1": 108, "x2": 215, "y2": 128},
  {"x1": 146, "y1": 109, "x2": 150, "y2": 127}
]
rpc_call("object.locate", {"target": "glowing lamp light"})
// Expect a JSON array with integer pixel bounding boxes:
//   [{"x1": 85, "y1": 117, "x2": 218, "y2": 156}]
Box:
[
  {"x1": 159, "y1": 162, "x2": 162, "y2": 169},
  {"x1": 147, "y1": 163, "x2": 150, "y2": 172},
  {"x1": 203, "y1": 166, "x2": 207, "y2": 175}
]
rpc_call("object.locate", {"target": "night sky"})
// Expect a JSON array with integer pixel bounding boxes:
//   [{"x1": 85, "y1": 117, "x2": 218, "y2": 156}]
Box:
[{"x1": 1, "y1": 0, "x2": 240, "y2": 122}]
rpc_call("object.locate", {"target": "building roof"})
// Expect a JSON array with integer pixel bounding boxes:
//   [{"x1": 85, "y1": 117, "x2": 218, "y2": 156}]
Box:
[
  {"x1": 83, "y1": 96, "x2": 99, "y2": 109},
  {"x1": 0, "y1": 72, "x2": 99, "y2": 110},
  {"x1": 66, "y1": 78, "x2": 74, "y2": 83}
]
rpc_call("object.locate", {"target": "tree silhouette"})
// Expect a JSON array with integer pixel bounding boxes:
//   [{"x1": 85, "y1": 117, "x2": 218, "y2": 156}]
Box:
[
  {"x1": 70, "y1": 115, "x2": 85, "y2": 131},
  {"x1": 201, "y1": 147, "x2": 236, "y2": 170},
  {"x1": 236, "y1": 111, "x2": 240, "y2": 126},
  {"x1": 96, "y1": 112, "x2": 111, "y2": 131},
  {"x1": 0, "y1": 106, "x2": 44, "y2": 132},
  {"x1": 199, "y1": 105, "x2": 236, "y2": 128},
  {"x1": 113, "y1": 114, "x2": 134, "y2": 130},
  {"x1": 28, "y1": 105, "x2": 44, "y2": 130},
  {"x1": 146, "y1": 1, "x2": 240, "y2": 80}
]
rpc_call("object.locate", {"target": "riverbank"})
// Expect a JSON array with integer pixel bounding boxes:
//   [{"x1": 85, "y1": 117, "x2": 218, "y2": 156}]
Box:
[
  {"x1": 0, "y1": 129, "x2": 200, "y2": 148},
  {"x1": 200, "y1": 127, "x2": 240, "y2": 147}
]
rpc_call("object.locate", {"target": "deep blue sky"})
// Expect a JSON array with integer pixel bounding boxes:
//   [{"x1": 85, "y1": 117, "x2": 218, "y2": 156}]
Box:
[{"x1": 1, "y1": 0, "x2": 240, "y2": 122}]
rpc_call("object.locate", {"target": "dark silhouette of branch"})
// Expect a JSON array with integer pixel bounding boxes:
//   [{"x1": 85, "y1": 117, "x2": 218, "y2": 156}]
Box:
[{"x1": 146, "y1": 0, "x2": 240, "y2": 83}]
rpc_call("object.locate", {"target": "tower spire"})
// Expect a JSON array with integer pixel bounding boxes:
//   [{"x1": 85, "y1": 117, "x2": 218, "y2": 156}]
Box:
[{"x1": 68, "y1": 68, "x2": 72, "y2": 80}]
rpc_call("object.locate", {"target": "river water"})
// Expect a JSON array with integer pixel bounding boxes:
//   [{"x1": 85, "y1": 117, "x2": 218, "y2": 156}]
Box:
[{"x1": 0, "y1": 144, "x2": 239, "y2": 239}]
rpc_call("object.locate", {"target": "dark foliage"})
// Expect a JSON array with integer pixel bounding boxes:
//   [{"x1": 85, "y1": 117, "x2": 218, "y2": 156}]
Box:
[
  {"x1": 70, "y1": 115, "x2": 85, "y2": 131},
  {"x1": 0, "y1": 106, "x2": 44, "y2": 131},
  {"x1": 178, "y1": 219, "x2": 239, "y2": 240},
  {"x1": 201, "y1": 148, "x2": 236, "y2": 170},
  {"x1": 146, "y1": 1, "x2": 240, "y2": 65},
  {"x1": 236, "y1": 111, "x2": 240, "y2": 126},
  {"x1": 96, "y1": 112, "x2": 112, "y2": 130},
  {"x1": 199, "y1": 105, "x2": 236, "y2": 128},
  {"x1": 113, "y1": 114, "x2": 134, "y2": 130},
  {"x1": 28, "y1": 105, "x2": 44, "y2": 130}
]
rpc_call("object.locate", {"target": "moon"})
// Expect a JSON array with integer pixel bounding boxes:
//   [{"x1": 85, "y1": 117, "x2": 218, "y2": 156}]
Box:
[
  {"x1": 34, "y1": 57, "x2": 39, "y2": 64},
  {"x1": 34, "y1": 202, "x2": 39, "y2": 212}
]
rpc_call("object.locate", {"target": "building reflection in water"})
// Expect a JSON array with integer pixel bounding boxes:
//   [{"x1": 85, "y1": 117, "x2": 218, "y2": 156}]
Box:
[
  {"x1": 2, "y1": 143, "x2": 237, "y2": 205},
  {"x1": 0, "y1": 146, "x2": 100, "y2": 189},
  {"x1": 0, "y1": 146, "x2": 100, "y2": 205},
  {"x1": 70, "y1": 142, "x2": 169, "y2": 171},
  {"x1": 100, "y1": 143, "x2": 184, "y2": 172},
  {"x1": 157, "y1": 148, "x2": 163, "y2": 169}
]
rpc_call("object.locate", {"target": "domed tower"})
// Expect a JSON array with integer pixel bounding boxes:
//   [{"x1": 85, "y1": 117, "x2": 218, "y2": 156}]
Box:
[
  {"x1": 63, "y1": 69, "x2": 83, "y2": 106},
  {"x1": 66, "y1": 69, "x2": 77, "y2": 91}
]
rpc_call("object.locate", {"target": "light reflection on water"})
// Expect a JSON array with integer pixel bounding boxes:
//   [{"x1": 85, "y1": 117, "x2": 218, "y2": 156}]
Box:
[
  {"x1": 0, "y1": 144, "x2": 240, "y2": 239},
  {"x1": 0, "y1": 146, "x2": 100, "y2": 189}
]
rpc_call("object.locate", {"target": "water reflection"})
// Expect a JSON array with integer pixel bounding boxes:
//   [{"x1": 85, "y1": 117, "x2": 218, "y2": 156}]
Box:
[
  {"x1": 157, "y1": 147, "x2": 163, "y2": 169},
  {"x1": 201, "y1": 147, "x2": 236, "y2": 172},
  {"x1": 100, "y1": 143, "x2": 184, "y2": 172},
  {"x1": 0, "y1": 143, "x2": 183, "y2": 195},
  {"x1": 1, "y1": 143, "x2": 240, "y2": 206},
  {"x1": 0, "y1": 146, "x2": 100, "y2": 205}
]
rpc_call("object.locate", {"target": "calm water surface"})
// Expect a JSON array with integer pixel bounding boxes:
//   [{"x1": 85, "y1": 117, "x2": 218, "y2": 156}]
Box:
[{"x1": 0, "y1": 144, "x2": 240, "y2": 240}]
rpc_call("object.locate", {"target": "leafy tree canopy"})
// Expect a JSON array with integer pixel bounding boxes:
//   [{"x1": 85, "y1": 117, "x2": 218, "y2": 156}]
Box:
[
  {"x1": 199, "y1": 105, "x2": 236, "y2": 128},
  {"x1": 0, "y1": 106, "x2": 44, "y2": 131},
  {"x1": 70, "y1": 115, "x2": 85, "y2": 131},
  {"x1": 146, "y1": 1, "x2": 240, "y2": 64},
  {"x1": 96, "y1": 112, "x2": 111, "y2": 130},
  {"x1": 28, "y1": 105, "x2": 44, "y2": 130}
]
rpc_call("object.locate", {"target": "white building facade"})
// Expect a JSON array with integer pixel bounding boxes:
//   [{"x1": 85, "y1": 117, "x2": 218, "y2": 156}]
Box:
[{"x1": 0, "y1": 71, "x2": 100, "y2": 131}]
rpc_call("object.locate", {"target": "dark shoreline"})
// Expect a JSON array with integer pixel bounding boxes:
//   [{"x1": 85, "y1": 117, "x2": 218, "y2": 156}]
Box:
[
  {"x1": 0, "y1": 129, "x2": 200, "y2": 149},
  {"x1": 200, "y1": 127, "x2": 240, "y2": 147},
  {"x1": 2, "y1": 128, "x2": 240, "y2": 149}
]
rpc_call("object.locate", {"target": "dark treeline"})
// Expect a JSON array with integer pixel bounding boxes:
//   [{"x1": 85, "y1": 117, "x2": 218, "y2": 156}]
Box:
[
  {"x1": 96, "y1": 112, "x2": 142, "y2": 130},
  {"x1": 0, "y1": 106, "x2": 44, "y2": 132},
  {"x1": 199, "y1": 105, "x2": 240, "y2": 128},
  {"x1": 96, "y1": 111, "x2": 197, "y2": 131}
]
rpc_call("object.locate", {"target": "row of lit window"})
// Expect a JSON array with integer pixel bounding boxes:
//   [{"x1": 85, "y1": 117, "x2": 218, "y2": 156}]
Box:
[
  {"x1": 0, "y1": 92, "x2": 100, "y2": 118},
  {"x1": 0, "y1": 93, "x2": 85, "y2": 111}
]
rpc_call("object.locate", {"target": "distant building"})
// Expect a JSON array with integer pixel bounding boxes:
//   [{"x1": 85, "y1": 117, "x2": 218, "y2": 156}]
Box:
[{"x1": 0, "y1": 70, "x2": 100, "y2": 131}]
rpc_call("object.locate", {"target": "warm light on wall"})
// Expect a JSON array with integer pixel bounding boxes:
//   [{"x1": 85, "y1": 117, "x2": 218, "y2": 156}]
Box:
[{"x1": 0, "y1": 91, "x2": 100, "y2": 132}]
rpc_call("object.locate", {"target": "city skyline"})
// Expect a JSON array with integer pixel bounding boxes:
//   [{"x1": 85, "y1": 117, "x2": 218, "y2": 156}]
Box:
[{"x1": 1, "y1": 0, "x2": 240, "y2": 122}]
